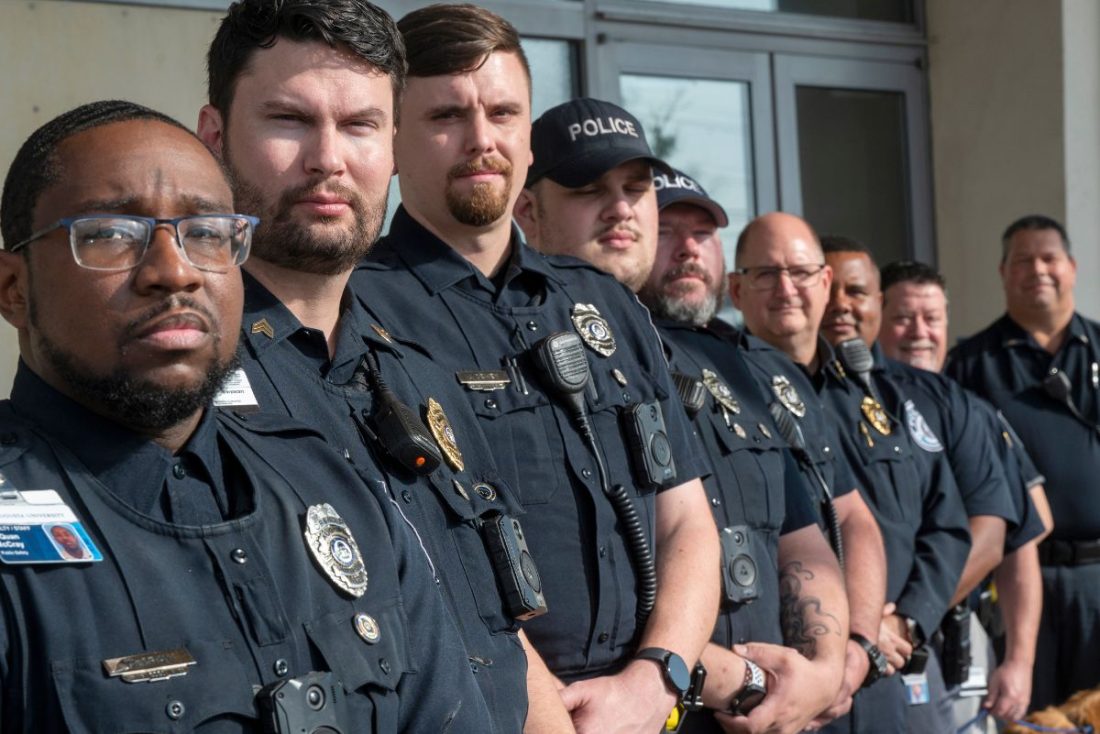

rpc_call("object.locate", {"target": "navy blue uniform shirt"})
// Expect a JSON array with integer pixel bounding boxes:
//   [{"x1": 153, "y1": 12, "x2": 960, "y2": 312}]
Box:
[
  {"x1": 816, "y1": 341, "x2": 970, "y2": 640},
  {"x1": 0, "y1": 365, "x2": 490, "y2": 733},
  {"x1": 947, "y1": 313, "x2": 1100, "y2": 540},
  {"x1": 354, "y1": 207, "x2": 708, "y2": 679},
  {"x1": 986, "y1": 406, "x2": 1046, "y2": 552},
  {"x1": 236, "y1": 273, "x2": 528, "y2": 733},
  {"x1": 655, "y1": 320, "x2": 818, "y2": 654}
]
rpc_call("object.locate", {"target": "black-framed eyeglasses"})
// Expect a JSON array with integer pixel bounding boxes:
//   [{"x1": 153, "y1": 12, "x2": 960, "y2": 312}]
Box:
[
  {"x1": 734, "y1": 264, "x2": 826, "y2": 290},
  {"x1": 8, "y1": 214, "x2": 259, "y2": 273}
]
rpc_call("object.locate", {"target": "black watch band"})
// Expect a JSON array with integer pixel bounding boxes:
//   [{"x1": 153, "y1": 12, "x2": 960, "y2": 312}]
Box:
[
  {"x1": 850, "y1": 632, "x2": 888, "y2": 688},
  {"x1": 636, "y1": 647, "x2": 691, "y2": 698},
  {"x1": 728, "y1": 659, "x2": 767, "y2": 715}
]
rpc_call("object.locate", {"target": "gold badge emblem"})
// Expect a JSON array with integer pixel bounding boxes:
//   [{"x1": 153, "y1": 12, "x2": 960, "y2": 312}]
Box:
[
  {"x1": 304, "y1": 504, "x2": 368, "y2": 598},
  {"x1": 702, "y1": 369, "x2": 740, "y2": 414},
  {"x1": 771, "y1": 375, "x2": 806, "y2": 418},
  {"x1": 426, "y1": 397, "x2": 464, "y2": 472},
  {"x1": 370, "y1": 324, "x2": 393, "y2": 343},
  {"x1": 251, "y1": 319, "x2": 274, "y2": 339},
  {"x1": 861, "y1": 396, "x2": 891, "y2": 436},
  {"x1": 571, "y1": 304, "x2": 617, "y2": 357},
  {"x1": 859, "y1": 421, "x2": 875, "y2": 448}
]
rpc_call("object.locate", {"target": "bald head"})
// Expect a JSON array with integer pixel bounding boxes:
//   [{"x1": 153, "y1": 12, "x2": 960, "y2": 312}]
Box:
[{"x1": 729, "y1": 212, "x2": 831, "y2": 366}]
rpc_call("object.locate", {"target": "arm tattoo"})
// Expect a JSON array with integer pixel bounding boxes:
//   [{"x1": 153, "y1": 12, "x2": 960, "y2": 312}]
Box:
[{"x1": 779, "y1": 561, "x2": 842, "y2": 659}]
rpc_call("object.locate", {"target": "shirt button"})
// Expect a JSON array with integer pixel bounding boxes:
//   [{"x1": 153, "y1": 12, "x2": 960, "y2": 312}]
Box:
[
  {"x1": 622, "y1": 392, "x2": 631, "y2": 402},
  {"x1": 823, "y1": 446, "x2": 831, "y2": 454},
  {"x1": 172, "y1": 463, "x2": 186, "y2": 479},
  {"x1": 710, "y1": 497, "x2": 721, "y2": 507},
  {"x1": 273, "y1": 659, "x2": 289, "y2": 677},
  {"x1": 401, "y1": 490, "x2": 413, "y2": 503},
  {"x1": 598, "y1": 632, "x2": 609, "y2": 643},
  {"x1": 231, "y1": 548, "x2": 248, "y2": 565},
  {"x1": 526, "y1": 321, "x2": 539, "y2": 332},
  {"x1": 379, "y1": 658, "x2": 391, "y2": 675},
  {"x1": 581, "y1": 468, "x2": 592, "y2": 479},
  {"x1": 165, "y1": 700, "x2": 185, "y2": 720},
  {"x1": 599, "y1": 546, "x2": 607, "y2": 558},
  {"x1": 485, "y1": 398, "x2": 498, "y2": 410},
  {"x1": 893, "y1": 446, "x2": 901, "y2": 454}
]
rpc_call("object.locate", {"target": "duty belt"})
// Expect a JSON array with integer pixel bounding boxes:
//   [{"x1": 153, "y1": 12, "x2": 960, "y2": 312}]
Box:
[{"x1": 1038, "y1": 537, "x2": 1100, "y2": 566}]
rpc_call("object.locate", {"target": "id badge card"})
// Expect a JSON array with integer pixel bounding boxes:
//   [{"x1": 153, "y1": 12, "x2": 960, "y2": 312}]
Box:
[
  {"x1": 213, "y1": 368, "x2": 260, "y2": 412},
  {"x1": 902, "y1": 673, "x2": 931, "y2": 705},
  {"x1": 0, "y1": 489, "x2": 102, "y2": 564}
]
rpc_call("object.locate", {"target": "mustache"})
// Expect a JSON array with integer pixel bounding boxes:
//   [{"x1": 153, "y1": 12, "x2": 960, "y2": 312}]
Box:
[
  {"x1": 274, "y1": 180, "x2": 364, "y2": 220},
  {"x1": 663, "y1": 262, "x2": 712, "y2": 286},
  {"x1": 121, "y1": 296, "x2": 218, "y2": 343},
  {"x1": 448, "y1": 156, "x2": 512, "y2": 180}
]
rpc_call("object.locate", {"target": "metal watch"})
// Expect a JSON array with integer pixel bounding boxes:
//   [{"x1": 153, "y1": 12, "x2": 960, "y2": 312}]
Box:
[
  {"x1": 728, "y1": 659, "x2": 767, "y2": 715},
  {"x1": 849, "y1": 632, "x2": 888, "y2": 688},
  {"x1": 636, "y1": 647, "x2": 691, "y2": 698}
]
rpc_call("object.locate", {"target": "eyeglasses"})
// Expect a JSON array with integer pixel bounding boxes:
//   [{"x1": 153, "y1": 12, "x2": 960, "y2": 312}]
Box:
[
  {"x1": 734, "y1": 264, "x2": 826, "y2": 290},
  {"x1": 9, "y1": 214, "x2": 259, "y2": 272}
]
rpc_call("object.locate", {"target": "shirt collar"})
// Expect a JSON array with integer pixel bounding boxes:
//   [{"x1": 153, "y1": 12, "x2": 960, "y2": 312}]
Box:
[
  {"x1": 381, "y1": 206, "x2": 563, "y2": 295},
  {"x1": 996, "y1": 311, "x2": 1090, "y2": 350},
  {"x1": 9, "y1": 362, "x2": 221, "y2": 517}
]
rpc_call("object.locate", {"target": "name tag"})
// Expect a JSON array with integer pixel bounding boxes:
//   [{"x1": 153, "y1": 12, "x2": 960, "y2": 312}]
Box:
[
  {"x1": 456, "y1": 370, "x2": 511, "y2": 392},
  {"x1": 103, "y1": 647, "x2": 196, "y2": 683},
  {"x1": 902, "y1": 672, "x2": 930, "y2": 705},
  {"x1": 214, "y1": 368, "x2": 260, "y2": 411},
  {"x1": 0, "y1": 489, "x2": 102, "y2": 564}
]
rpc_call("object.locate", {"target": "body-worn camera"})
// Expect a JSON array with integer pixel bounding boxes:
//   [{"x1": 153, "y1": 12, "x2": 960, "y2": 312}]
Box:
[
  {"x1": 940, "y1": 604, "x2": 972, "y2": 687},
  {"x1": 621, "y1": 401, "x2": 676, "y2": 491},
  {"x1": 719, "y1": 525, "x2": 760, "y2": 606},
  {"x1": 256, "y1": 671, "x2": 345, "y2": 734},
  {"x1": 482, "y1": 513, "x2": 548, "y2": 621}
]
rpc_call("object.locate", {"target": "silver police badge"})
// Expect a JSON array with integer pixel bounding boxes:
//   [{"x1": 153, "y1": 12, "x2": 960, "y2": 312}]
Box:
[
  {"x1": 771, "y1": 375, "x2": 806, "y2": 418},
  {"x1": 702, "y1": 369, "x2": 740, "y2": 414},
  {"x1": 304, "y1": 504, "x2": 368, "y2": 598},
  {"x1": 571, "y1": 304, "x2": 617, "y2": 357},
  {"x1": 904, "y1": 399, "x2": 944, "y2": 453}
]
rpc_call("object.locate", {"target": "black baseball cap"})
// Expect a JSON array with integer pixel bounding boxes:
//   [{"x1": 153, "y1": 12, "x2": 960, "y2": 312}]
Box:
[
  {"x1": 654, "y1": 167, "x2": 729, "y2": 228},
  {"x1": 527, "y1": 97, "x2": 672, "y2": 188}
]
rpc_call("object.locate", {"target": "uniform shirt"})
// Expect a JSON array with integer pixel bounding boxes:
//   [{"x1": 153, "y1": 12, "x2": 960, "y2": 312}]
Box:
[
  {"x1": 733, "y1": 326, "x2": 861, "y2": 507},
  {"x1": 236, "y1": 273, "x2": 528, "y2": 733},
  {"x1": 354, "y1": 207, "x2": 708, "y2": 679},
  {"x1": 946, "y1": 312, "x2": 1100, "y2": 540},
  {"x1": 815, "y1": 340, "x2": 970, "y2": 640},
  {"x1": 883, "y1": 358, "x2": 1018, "y2": 527},
  {"x1": 987, "y1": 406, "x2": 1047, "y2": 552},
  {"x1": 656, "y1": 320, "x2": 819, "y2": 651},
  {"x1": 0, "y1": 365, "x2": 489, "y2": 733}
]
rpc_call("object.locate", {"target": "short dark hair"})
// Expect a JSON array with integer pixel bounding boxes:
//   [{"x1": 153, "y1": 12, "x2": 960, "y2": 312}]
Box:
[
  {"x1": 880, "y1": 260, "x2": 946, "y2": 302},
  {"x1": 1, "y1": 100, "x2": 195, "y2": 250},
  {"x1": 398, "y1": 3, "x2": 530, "y2": 82},
  {"x1": 1000, "y1": 214, "x2": 1070, "y2": 263},
  {"x1": 206, "y1": 0, "x2": 406, "y2": 116},
  {"x1": 820, "y1": 234, "x2": 872, "y2": 257}
]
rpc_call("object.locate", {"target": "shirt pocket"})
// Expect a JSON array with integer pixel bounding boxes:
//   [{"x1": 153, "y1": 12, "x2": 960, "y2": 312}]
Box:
[
  {"x1": 50, "y1": 637, "x2": 257, "y2": 733},
  {"x1": 705, "y1": 409, "x2": 788, "y2": 530},
  {"x1": 855, "y1": 434, "x2": 915, "y2": 522}
]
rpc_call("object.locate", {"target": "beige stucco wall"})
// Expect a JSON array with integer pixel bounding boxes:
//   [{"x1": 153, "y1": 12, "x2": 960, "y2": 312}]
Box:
[
  {"x1": 0, "y1": 0, "x2": 221, "y2": 393},
  {"x1": 927, "y1": 0, "x2": 1100, "y2": 341}
]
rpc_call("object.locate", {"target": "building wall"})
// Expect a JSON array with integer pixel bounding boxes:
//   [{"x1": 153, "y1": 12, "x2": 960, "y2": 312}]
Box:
[
  {"x1": 0, "y1": 0, "x2": 220, "y2": 393},
  {"x1": 927, "y1": 0, "x2": 1099, "y2": 342}
]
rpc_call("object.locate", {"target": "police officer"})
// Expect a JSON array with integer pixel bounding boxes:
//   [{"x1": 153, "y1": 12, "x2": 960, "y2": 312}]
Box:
[
  {"x1": 634, "y1": 170, "x2": 888, "y2": 730},
  {"x1": 195, "y1": 3, "x2": 558, "y2": 730},
  {"x1": 880, "y1": 260, "x2": 1049, "y2": 726},
  {"x1": 945, "y1": 214, "x2": 1099, "y2": 710},
  {"x1": 537, "y1": 157, "x2": 850, "y2": 734},
  {"x1": 0, "y1": 101, "x2": 490, "y2": 732},
  {"x1": 353, "y1": 7, "x2": 720, "y2": 734},
  {"x1": 731, "y1": 213, "x2": 971, "y2": 734}
]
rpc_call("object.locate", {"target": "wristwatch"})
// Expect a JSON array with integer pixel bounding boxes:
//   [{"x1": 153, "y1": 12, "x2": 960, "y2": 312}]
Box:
[
  {"x1": 636, "y1": 647, "x2": 691, "y2": 698},
  {"x1": 728, "y1": 658, "x2": 767, "y2": 715},
  {"x1": 849, "y1": 632, "x2": 888, "y2": 688}
]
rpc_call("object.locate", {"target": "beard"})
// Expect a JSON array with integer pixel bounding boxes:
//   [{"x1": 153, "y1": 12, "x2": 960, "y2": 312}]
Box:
[
  {"x1": 31, "y1": 294, "x2": 238, "y2": 434},
  {"x1": 641, "y1": 262, "x2": 727, "y2": 327},
  {"x1": 445, "y1": 156, "x2": 513, "y2": 226},
  {"x1": 225, "y1": 146, "x2": 387, "y2": 276}
]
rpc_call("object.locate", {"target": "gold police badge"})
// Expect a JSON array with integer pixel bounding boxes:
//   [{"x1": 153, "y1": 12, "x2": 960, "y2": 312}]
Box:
[
  {"x1": 571, "y1": 304, "x2": 617, "y2": 357},
  {"x1": 304, "y1": 504, "x2": 368, "y2": 598},
  {"x1": 771, "y1": 375, "x2": 806, "y2": 418},
  {"x1": 426, "y1": 397, "x2": 464, "y2": 472},
  {"x1": 702, "y1": 369, "x2": 740, "y2": 414},
  {"x1": 861, "y1": 396, "x2": 891, "y2": 436}
]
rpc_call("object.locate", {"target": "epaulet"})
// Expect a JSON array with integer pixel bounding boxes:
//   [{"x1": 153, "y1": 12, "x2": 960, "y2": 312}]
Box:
[{"x1": 537, "y1": 250, "x2": 614, "y2": 275}]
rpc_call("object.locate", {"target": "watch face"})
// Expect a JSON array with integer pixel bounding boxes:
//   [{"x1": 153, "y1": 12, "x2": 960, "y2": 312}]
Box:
[{"x1": 667, "y1": 653, "x2": 691, "y2": 695}]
